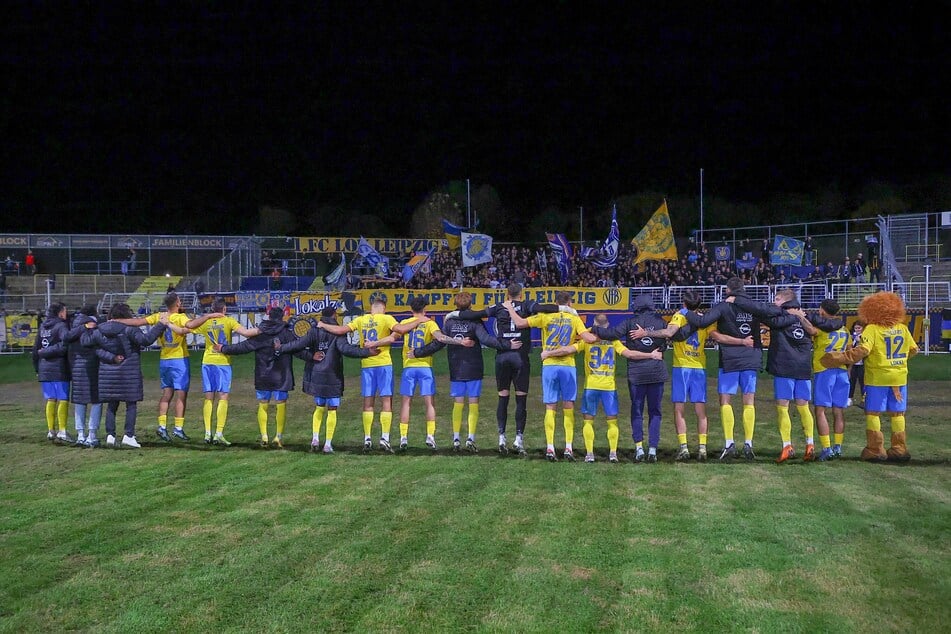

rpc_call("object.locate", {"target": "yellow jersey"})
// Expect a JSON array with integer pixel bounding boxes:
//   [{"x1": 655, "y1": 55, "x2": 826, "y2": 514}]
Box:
[
  {"x1": 194, "y1": 316, "x2": 243, "y2": 366},
  {"x1": 145, "y1": 312, "x2": 190, "y2": 360},
  {"x1": 401, "y1": 317, "x2": 439, "y2": 369},
  {"x1": 669, "y1": 312, "x2": 713, "y2": 369},
  {"x1": 576, "y1": 339, "x2": 627, "y2": 391},
  {"x1": 348, "y1": 313, "x2": 398, "y2": 367},
  {"x1": 859, "y1": 323, "x2": 917, "y2": 386},
  {"x1": 527, "y1": 312, "x2": 588, "y2": 367},
  {"x1": 812, "y1": 322, "x2": 849, "y2": 373}
]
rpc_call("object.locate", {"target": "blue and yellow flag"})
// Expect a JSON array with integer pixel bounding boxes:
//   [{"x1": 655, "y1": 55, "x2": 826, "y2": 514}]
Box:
[
  {"x1": 770, "y1": 235, "x2": 805, "y2": 266},
  {"x1": 631, "y1": 201, "x2": 678, "y2": 265},
  {"x1": 442, "y1": 219, "x2": 465, "y2": 249}
]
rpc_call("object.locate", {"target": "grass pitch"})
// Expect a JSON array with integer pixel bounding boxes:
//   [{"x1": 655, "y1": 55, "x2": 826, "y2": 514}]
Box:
[{"x1": 0, "y1": 350, "x2": 948, "y2": 632}]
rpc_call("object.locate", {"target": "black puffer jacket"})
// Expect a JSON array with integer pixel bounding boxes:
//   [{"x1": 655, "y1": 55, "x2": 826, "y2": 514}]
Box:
[
  {"x1": 83, "y1": 320, "x2": 166, "y2": 401},
  {"x1": 220, "y1": 317, "x2": 297, "y2": 391},
  {"x1": 66, "y1": 313, "x2": 100, "y2": 404},
  {"x1": 685, "y1": 289, "x2": 764, "y2": 372},
  {"x1": 592, "y1": 295, "x2": 668, "y2": 385},
  {"x1": 278, "y1": 318, "x2": 371, "y2": 398},
  {"x1": 32, "y1": 315, "x2": 70, "y2": 382},
  {"x1": 731, "y1": 295, "x2": 814, "y2": 380}
]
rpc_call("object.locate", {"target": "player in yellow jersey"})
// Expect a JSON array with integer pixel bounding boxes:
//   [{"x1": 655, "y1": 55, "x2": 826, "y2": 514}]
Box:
[
  {"x1": 505, "y1": 291, "x2": 597, "y2": 461},
  {"x1": 319, "y1": 292, "x2": 406, "y2": 452},
  {"x1": 115, "y1": 292, "x2": 215, "y2": 442},
  {"x1": 397, "y1": 295, "x2": 474, "y2": 451},
  {"x1": 631, "y1": 290, "x2": 753, "y2": 462},
  {"x1": 808, "y1": 299, "x2": 849, "y2": 461},
  {"x1": 821, "y1": 292, "x2": 918, "y2": 461},
  {"x1": 541, "y1": 314, "x2": 644, "y2": 463},
  {"x1": 189, "y1": 298, "x2": 260, "y2": 446}
]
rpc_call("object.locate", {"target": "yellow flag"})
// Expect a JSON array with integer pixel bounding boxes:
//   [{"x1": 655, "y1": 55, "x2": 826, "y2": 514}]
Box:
[{"x1": 631, "y1": 201, "x2": 678, "y2": 265}]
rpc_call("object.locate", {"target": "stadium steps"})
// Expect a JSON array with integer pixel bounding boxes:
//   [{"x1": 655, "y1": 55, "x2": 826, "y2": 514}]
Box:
[{"x1": 121, "y1": 276, "x2": 181, "y2": 313}]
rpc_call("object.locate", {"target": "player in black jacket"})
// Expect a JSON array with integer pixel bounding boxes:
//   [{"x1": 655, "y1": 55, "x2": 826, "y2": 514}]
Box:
[
  {"x1": 683, "y1": 277, "x2": 764, "y2": 461},
  {"x1": 449, "y1": 283, "x2": 559, "y2": 454},
  {"x1": 276, "y1": 306, "x2": 379, "y2": 453},
  {"x1": 729, "y1": 288, "x2": 820, "y2": 463},
  {"x1": 32, "y1": 303, "x2": 73, "y2": 442},
  {"x1": 411, "y1": 292, "x2": 520, "y2": 452},
  {"x1": 216, "y1": 307, "x2": 298, "y2": 448}
]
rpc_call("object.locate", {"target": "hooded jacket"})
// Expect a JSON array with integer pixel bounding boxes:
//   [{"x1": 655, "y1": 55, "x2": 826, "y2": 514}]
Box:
[
  {"x1": 731, "y1": 295, "x2": 813, "y2": 380},
  {"x1": 684, "y1": 289, "x2": 764, "y2": 372},
  {"x1": 83, "y1": 320, "x2": 166, "y2": 401},
  {"x1": 591, "y1": 294, "x2": 667, "y2": 385},
  {"x1": 65, "y1": 312, "x2": 101, "y2": 404},
  {"x1": 278, "y1": 317, "x2": 371, "y2": 398},
  {"x1": 413, "y1": 317, "x2": 511, "y2": 382},
  {"x1": 220, "y1": 317, "x2": 297, "y2": 391},
  {"x1": 32, "y1": 314, "x2": 70, "y2": 382},
  {"x1": 457, "y1": 300, "x2": 558, "y2": 353}
]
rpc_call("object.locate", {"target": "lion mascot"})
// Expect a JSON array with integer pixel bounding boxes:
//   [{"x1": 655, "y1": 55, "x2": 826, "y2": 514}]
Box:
[{"x1": 821, "y1": 292, "x2": 918, "y2": 462}]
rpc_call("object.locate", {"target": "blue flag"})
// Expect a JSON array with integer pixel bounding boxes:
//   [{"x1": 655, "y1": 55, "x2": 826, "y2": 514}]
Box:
[
  {"x1": 770, "y1": 235, "x2": 805, "y2": 266},
  {"x1": 402, "y1": 247, "x2": 435, "y2": 283},
  {"x1": 714, "y1": 245, "x2": 732, "y2": 262},
  {"x1": 357, "y1": 237, "x2": 389, "y2": 277},
  {"x1": 324, "y1": 254, "x2": 347, "y2": 290},
  {"x1": 546, "y1": 232, "x2": 573, "y2": 284},
  {"x1": 592, "y1": 206, "x2": 620, "y2": 267}
]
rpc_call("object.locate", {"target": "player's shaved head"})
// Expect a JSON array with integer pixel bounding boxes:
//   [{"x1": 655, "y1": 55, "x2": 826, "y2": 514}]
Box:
[
  {"x1": 594, "y1": 313, "x2": 609, "y2": 327},
  {"x1": 506, "y1": 283, "x2": 523, "y2": 300},
  {"x1": 454, "y1": 292, "x2": 472, "y2": 310}
]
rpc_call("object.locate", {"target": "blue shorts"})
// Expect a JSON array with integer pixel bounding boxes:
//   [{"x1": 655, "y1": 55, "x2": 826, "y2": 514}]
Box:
[
  {"x1": 718, "y1": 369, "x2": 757, "y2": 395},
  {"x1": 159, "y1": 359, "x2": 190, "y2": 391},
  {"x1": 580, "y1": 389, "x2": 619, "y2": 416},
  {"x1": 774, "y1": 377, "x2": 812, "y2": 402},
  {"x1": 201, "y1": 365, "x2": 233, "y2": 394},
  {"x1": 361, "y1": 366, "x2": 394, "y2": 397},
  {"x1": 256, "y1": 390, "x2": 288, "y2": 402},
  {"x1": 41, "y1": 381, "x2": 69, "y2": 400},
  {"x1": 400, "y1": 367, "x2": 436, "y2": 397},
  {"x1": 813, "y1": 369, "x2": 850, "y2": 408},
  {"x1": 541, "y1": 366, "x2": 578, "y2": 404},
  {"x1": 865, "y1": 385, "x2": 908, "y2": 413},
  {"x1": 450, "y1": 380, "x2": 482, "y2": 398},
  {"x1": 671, "y1": 367, "x2": 707, "y2": 403},
  {"x1": 315, "y1": 396, "x2": 341, "y2": 407}
]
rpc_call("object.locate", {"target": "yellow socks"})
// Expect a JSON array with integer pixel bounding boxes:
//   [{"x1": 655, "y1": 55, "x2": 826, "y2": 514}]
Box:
[
  {"x1": 742, "y1": 405, "x2": 755, "y2": 444},
  {"x1": 467, "y1": 404, "x2": 479, "y2": 438},
  {"x1": 699, "y1": 433, "x2": 708, "y2": 445},
  {"x1": 452, "y1": 402, "x2": 464, "y2": 434},
  {"x1": 777, "y1": 405, "x2": 792, "y2": 443},
  {"x1": 866, "y1": 414, "x2": 882, "y2": 432},
  {"x1": 426, "y1": 420, "x2": 436, "y2": 437},
  {"x1": 797, "y1": 404, "x2": 814, "y2": 441},
  {"x1": 834, "y1": 432, "x2": 844, "y2": 446},
  {"x1": 56, "y1": 400, "x2": 68, "y2": 432},
  {"x1": 158, "y1": 414, "x2": 168, "y2": 429},
  {"x1": 325, "y1": 410, "x2": 338, "y2": 441},
  {"x1": 677, "y1": 433, "x2": 687, "y2": 445},
  {"x1": 216, "y1": 400, "x2": 228, "y2": 434},
  {"x1": 46, "y1": 400, "x2": 56, "y2": 431},
  {"x1": 720, "y1": 405, "x2": 735, "y2": 444},
  {"x1": 312, "y1": 405, "x2": 326, "y2": 436},
  {"x1": 563, "y1": 409, "x2": 574, "y2": 446},
  {"x1": 891, "y1": 415, "x2": 906, "y2": 433},
  {"x1": 583, "y1": 419, "x2": 595, "y2": 454},
  {"x1": 173, "y1": 417, "x2": 184, "y2": 431},
  {"x1": 399, "y1": 423, "x2": 409, "y2": 438},
  {"x1": 203, "y1": 400, "x2": 213, "y2": 435},
  {"x1": 819, "y1": 434, "x2": 831, "y2": 448},
  {"x1": 275, "y1": 403, "x2": 286, "y2": 436},
  {"x1": 544, "y1": 409, "x2": 556, "y2": 447},
  {"x1": 380, "y1": 411, "x2": 393, "y2": 438},
  {"x1": 257, "y1": 403, "x2": 268, "y2": 438},
  {"x1": 362, "y1": 411, "x2": 374, "y2": 438},
  {"x1": 607, "y1": 418, "x2": 619, "y2": 452}
]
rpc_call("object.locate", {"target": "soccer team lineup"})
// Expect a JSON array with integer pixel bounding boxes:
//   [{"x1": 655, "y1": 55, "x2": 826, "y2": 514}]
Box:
[{"x1": 34, "y1": 278, "x2": 918, "y2": 465}]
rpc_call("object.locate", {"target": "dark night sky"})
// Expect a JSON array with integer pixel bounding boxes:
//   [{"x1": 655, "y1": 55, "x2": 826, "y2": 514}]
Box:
[{"x1": 2, "y1": 3, "x2": 948, "y2": 233}]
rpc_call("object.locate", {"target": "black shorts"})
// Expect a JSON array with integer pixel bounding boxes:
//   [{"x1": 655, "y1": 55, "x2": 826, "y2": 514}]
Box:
[{"x1": 496, "y1": 350, "x2": 530, "y2": 393}]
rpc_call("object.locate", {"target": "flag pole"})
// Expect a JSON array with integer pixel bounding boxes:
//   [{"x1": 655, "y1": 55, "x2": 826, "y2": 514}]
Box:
[
  {"x1": 579, "y1": 206, "x2": 583, "y2": 244},
  {"x1": 466, "y1": 178, "x2": 472, "y2": 229},
  {"x1": 699, "y1": 168, "x2": 704, "y2": 246}
]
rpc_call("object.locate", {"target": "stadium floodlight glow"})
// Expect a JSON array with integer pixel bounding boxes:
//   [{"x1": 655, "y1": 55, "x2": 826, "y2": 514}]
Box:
[{"x1": 165, "y1": 272, "x2": 171, "y2": 277}]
